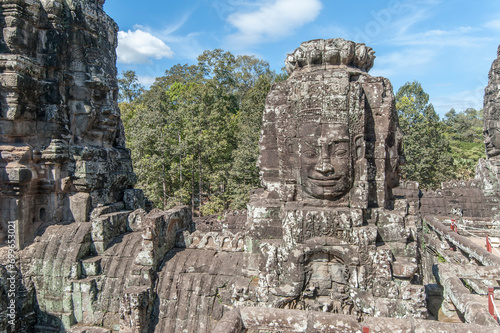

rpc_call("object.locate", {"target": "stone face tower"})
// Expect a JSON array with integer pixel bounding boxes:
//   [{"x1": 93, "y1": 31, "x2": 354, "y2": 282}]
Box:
[
  {"x1": 480, "y1": 45, "x2": 500, "y2": 196},
  {"x1": 483, "y1": 45, "x2": 500, "y2": 160},
  {"x1": 247, "y1": 38, "x2": 424, "y2": 317},
  {"x1": 0, "y1": 0, "x2": 138, "y2": 248},
  {"x1": 0, "y1": 3, "x2": 192, "y2": 332}
]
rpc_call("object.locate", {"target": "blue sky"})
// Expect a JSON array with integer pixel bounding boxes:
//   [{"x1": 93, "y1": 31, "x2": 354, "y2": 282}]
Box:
[{"x1": 103, "y1": 0, "x2": 500, "y2": 117}]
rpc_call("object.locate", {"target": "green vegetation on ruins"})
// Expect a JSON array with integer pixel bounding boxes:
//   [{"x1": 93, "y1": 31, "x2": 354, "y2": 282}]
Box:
[
  {"x1": 396, "y1": 81, "x2": 485, "y2": 189},
  {"x1": 119, "y1": 52, "x2": 485, "y2": 213}
]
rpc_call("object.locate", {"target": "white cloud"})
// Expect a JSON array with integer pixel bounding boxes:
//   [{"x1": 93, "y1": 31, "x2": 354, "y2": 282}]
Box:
[
  {"x1": 226, "y1": 0, "x2": 322, "y2": 47},
  {"x1": 343, "y1": 0, "x2": 443, "y2": 45},
  {"x1": 378, "y1": 0, "x2": 442, "y2": 37},
  {"x1": 484, "y1": 19, "x2": 500, "y2": 30},
  {"x1": 392, "y1": 6, "x2": 431, "y2": 35},
  {"x1": 117, "y1": 29, "x2": 174, "y2": 64},
  {"x1": 159, "y1": 32, "x2": 204, "y2": 62},
  {"x1": 431, "y1": 87, "x2": 486, "y2": 116},
  {"x1": 370, "y1": 48, "x2": 436, "y2": 78},
  {"x1": 137, "y1": 75, "x2": 157, "y2": 88},
  {"x1": 390, "y1": 27, "x2": 491, "y2": 48},
  {"x1": 212, "y1": 0, "x2": 261, "y2": 20},
  {"x1": 163, "y1": 11, "x2": 192, "y2": 35},
  {"x1": 430, "y1": 81, "x2": 488, "y2": 114}
]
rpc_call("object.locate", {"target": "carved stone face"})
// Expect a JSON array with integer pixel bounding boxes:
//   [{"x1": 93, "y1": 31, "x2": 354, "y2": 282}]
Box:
[
  {"x1": 299, "y1": 123, "x2": 351, "y2": 200},
  {"x1": 485, "y1": 126, "x2": 500, "y2": 158},
  {"x1": 386, "y1": 129, "x2": 405, "y2": 189}
]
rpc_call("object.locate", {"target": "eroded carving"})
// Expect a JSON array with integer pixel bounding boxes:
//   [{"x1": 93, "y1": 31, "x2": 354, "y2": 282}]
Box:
[
  {"x1": 0, "y1": 0, "x2": 137, "y2": 249},
  {"x1": 484, "y1": 45, "x2": 500, "y2": 159},
  {"x1": 2, "y1": 2, "x2": 498, "y2": 329},
  {"x1": 249, "y1": 38, "x2": 425, "y2": 319},
  {"x1": 260, "y1": 38, "x2": 404, "y2": 209}
]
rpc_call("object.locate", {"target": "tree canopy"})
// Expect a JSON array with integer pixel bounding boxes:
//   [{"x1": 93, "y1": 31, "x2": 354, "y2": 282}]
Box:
[
  {"x1": 120, "y1": 59, "x2": 485, "y2": 214},
  {"x1": 118, "y1": 70, "x2": 144, "y2": 103},
  {"x1": 395, "y1": 81, "x2": 485, "y2": 188},
  {"x1": 443, "y1": 107, "x2": 484, "y2": 179},
  {"x1": 120, "y1": 50, "x2": 283, "y2": 214}
]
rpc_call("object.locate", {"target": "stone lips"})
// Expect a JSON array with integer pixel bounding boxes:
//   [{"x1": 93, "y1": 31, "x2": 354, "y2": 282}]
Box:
[{"x1": 285, "y1": 38, "x2": 376, "y2": 74}]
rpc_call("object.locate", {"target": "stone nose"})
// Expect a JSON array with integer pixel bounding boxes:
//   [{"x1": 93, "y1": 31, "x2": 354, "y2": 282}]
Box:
[
  {"x1": 315, "y1": 160, "x2": 334, "y2": 174},
  {"x1": 315, "y1": 146, "x2": 334, "y2": 174},
  {"x1": 315, "y1": 144, "x2": 333, "y2": 173},
  {"x1": 485, "y1": 134, "x2": 495, "y2": 147}
]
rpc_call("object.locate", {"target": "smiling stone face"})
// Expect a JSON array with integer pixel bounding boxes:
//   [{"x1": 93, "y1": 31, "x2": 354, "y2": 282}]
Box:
[
  {"x1": 483, "y1": 45, "x2": 500, "y2": 160},
  {"x1": 484, "y1": 122, "x2": 500, "y2": 158},
  {"x1": 299, "y1": 123, "x2": 351, "y2": 200},
  {"x1": 259, "y1": 38, "x2": 405, "y2": 208}
]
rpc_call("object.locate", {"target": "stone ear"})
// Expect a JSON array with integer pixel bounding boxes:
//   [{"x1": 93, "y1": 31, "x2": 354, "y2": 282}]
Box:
[
  {"x1": 354, "y1": 134, "x2": 364, "y2": 159},
  {"x1": 288, "y1": 139, "x2": 298, "y2": 154}
]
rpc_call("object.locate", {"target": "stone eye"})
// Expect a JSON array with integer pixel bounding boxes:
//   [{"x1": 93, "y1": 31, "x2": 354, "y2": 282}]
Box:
[
  {"x1": 303, "y1": 149, "x2": 317, "y2": 158},
  {"x1": 333, "y1": 149, "x2": 347, "y2": 157}
]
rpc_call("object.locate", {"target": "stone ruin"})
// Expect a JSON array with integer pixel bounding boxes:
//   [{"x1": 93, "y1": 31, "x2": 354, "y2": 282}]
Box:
[
  {"x1": 246, "y1": 38, "x2": 425, "y2": 317},
  {"x1": 0, "y1": 1, "x2": 194, "y2": 332},
  {"x1": 401, "y1": 45, "x2": 500, "y2": 222},
  {"x1": 484, "y1": 46, "x2": 500, "y2": 165},
  {"x1": 0, "y1": 1, "x2": 500, "y2": 332},
  {"x1": 0, "y1": 0, "x2": 140, "y2": 249},
  {"x1": 404, "y1": 44, "x2": 500, "y2": 327}
]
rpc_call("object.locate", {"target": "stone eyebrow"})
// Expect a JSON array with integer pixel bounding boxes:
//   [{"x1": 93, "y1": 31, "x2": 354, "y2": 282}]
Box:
[
  {"x1": 302, "y1": 141, "x2": 319, "y2": 148},
  {"x1": 317, "y1": 137, "x2": 350, "y2": 143}
]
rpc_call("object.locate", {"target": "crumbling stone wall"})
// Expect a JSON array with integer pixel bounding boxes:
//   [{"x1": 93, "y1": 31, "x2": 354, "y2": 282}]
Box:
[
  {"x1": 212, "y1": 307, "x2": 500, "y2": 333},
  {"x1": 0, "y1": 204, "x2": 193, "y2": 332},
  {"x1": 420, "y1": 179, "x2": 499, "y2": 218},
  {"x1": 412, "y1": 44, "x2": 500, "y2": 326}
]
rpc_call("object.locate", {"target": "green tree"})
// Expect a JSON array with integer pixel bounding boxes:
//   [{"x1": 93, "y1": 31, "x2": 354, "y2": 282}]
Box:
[
  {"x1": 122, "y1": 50, "x2": 276, "y2": 214},
  {"x1": 228, "y1": 73, "x2": 274, "y2": 209},
  {"x1": 444, "y1": 108, "x2": 483, "y2": 142},
  {"x1": 118, "y1": 70, "x2": 144, "y2": 103},
  {"x1": 122, "y1": 83, "x2": 190, "y2": 209},
  {"x1": 396, "y1": 81, "x2": 453, "y2": 189},
  {"x1": 443, "y1": 108, "x2": 484, "y2": 179}
]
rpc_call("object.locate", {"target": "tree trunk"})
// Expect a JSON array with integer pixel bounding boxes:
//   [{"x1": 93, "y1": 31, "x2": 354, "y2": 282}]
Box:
[
  {"x1": 179, "y1": 133, "x2": 182, "y2": 200},
  {"x1": 199, "y1": 142, "x2": 202, "y2": 212},
  {"x1": 191, "y1": 156, "x2": 194, "y2": 216},
  {"x1": 162, "y1": 164, "x2": 167, "y2": 209}
]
